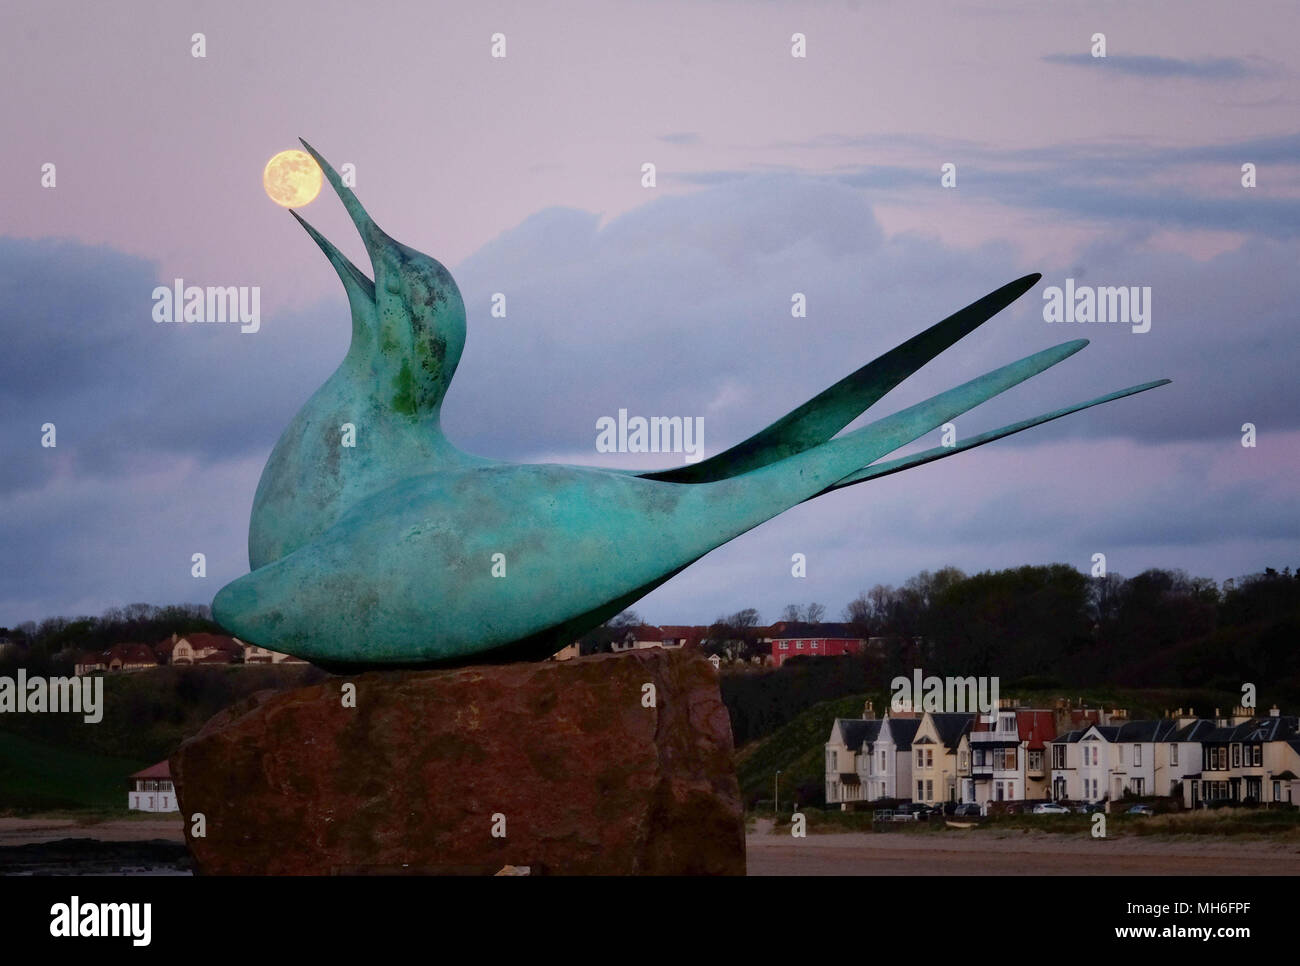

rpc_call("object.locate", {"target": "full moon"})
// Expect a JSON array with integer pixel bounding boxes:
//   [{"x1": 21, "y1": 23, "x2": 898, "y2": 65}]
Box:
[{"x1": 263, "y1": 150, "x2": 323, "y2": 208}]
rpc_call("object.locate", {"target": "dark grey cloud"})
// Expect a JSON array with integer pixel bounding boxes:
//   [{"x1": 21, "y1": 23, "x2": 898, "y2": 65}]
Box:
[
  {"x1": 688, "y1": 131, "x2": 1300, "y2": 240},
  {"x1": 0, "y1": 237, "x2": 350, "y2": 499},
  {"x1": 1042, "y1": 53, "x2": 1277, "y2": 80}
]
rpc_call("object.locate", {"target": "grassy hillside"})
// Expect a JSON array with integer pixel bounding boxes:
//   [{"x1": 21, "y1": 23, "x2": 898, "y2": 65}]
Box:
[
  {"x1": 735, "y1": 693, "x2": 873, "y2": 809},
  {"x1": 0, "y1": 730, "x2": 146, "y2": 814},
  {"x1": 0, "y1": 664, "x2": 325, "y2": 764}
]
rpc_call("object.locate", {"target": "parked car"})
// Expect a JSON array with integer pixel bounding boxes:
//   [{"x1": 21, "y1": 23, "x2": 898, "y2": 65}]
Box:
[
  {"x1": 1032, "y1": 802, "x2": 1071, "y2": 814},
  {"x1": 952, "y1": 803, "x2": 981, "y2": 817},
  {"x1": 896, "y1": 803, "x2": 933, "y2": 820},
  {"x1": 1126, "y1": 804, "x2": 1155, "y2": 816}
]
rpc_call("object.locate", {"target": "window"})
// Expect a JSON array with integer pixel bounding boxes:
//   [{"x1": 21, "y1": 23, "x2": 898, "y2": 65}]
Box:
[
  {"x1": 1029, "y1": 750, "x2": 1043, "y2": 771},
  {"x1": 1252, "y1": 745, "x2": 1262, "y2": 766},
  {"x1": 796, "y1": 640, "x2": 804, "y2": 650},
  {"x1": 1131, "y1": 778, "x2": 1144, "y2": 795},
  {"x1": 995, "y1": 747, "x2": 1016, "y2": 770},
  {"x1": 926, "y1": 780, "x2": 933, "y2": 800},
  {"x1": 1134, "y1": 745, "x2": 1141, "y2": 767},
  {"x1": 918, "y1": 781, "x2": 924, "y2": 800},
  {"x1": 779, "y1": 641, "x2": 788, "y2": 650},
  {"x1": 917, "y1": 749, "x2": 925, "y2": 768},
  {"x1": 880, "y1": 751, "x2": 887, "y2": 771},
  {"x1": 1052, "y1": 745, "x2": 1066, "y2": 769},
  {"x1": 1274, "y1": 781, "x2": 1282, "y2": 802},
  {"x1": 959, "y1": 751, "x2": 968, "y2": 770},
  {"x1": 1232, "y1": 744, "x2": 1240, "y2": 767},
  {"x1": 1170, "y1": 744, "x2": 1178, "y2": 766},
  {"x1": 926, "y1": 749, "x2": 934, "y2": 767},
  {"x1": 1118, "y1": 745, "x2": 1123, "y2": 764},
  {"x1": 1001, "y1": 715, "x2": 1015, "y2": 732},
  {"x1": 830, "y1": 750, "x2": 838, "y2": 770}
]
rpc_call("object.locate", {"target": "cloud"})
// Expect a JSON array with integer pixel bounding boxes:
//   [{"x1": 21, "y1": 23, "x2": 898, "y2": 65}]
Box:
[
  {"x1": 0, "y1": 236, "x2": 351, "y2": 499},
  {"x1": 1042, "y1": 53, "x2": 1278, "y2": 80},
  {"x1": 658, "y1": 132, "x2": 701, "y2": 145},
  {"x1": 682, "y1": 131, "x2": 1300, "y2": 241}
]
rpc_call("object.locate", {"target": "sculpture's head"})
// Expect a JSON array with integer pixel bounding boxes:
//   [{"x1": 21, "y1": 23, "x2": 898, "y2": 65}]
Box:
[{"x1": 293, "y1": 139, "x2": 466, "y2": 418}]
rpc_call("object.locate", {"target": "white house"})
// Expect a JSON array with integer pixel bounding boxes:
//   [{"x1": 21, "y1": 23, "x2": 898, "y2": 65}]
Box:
[
  {"x1": 127, "y1": 760, "x2": 179, "y2": 813},
  {"x1": 1052, "y1": 719, "x2": 1189, "y2": 803},
  {"x1": 859, "y1": 715, "x2": 920, "y2": 801},
  {"x1": 825, "y1": 717, "x2": 878, "y2": 808},
  {"x1": 610, "y1": 625, "x2": 683, "y2": 653}
]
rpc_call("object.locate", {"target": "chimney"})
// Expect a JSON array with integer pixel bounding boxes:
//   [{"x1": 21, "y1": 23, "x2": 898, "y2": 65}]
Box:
[
  {"x1": 863, "y1": 699, "x2": 875, "y2": 720},
  {"x1": 1269, "y1": 705, "x2": 1280, "y2": 717}
]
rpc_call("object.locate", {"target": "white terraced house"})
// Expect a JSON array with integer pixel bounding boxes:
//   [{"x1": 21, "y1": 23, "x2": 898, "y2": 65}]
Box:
[
  {"x1": 967, "y1": 709, "x2": 1026, "y2": 804},
  {"x1": 865, "y1": 714, "x2": 921, "y2": 801},
  {"x1": 825, "y1": 716, "x2": 878, "y2": 807}
]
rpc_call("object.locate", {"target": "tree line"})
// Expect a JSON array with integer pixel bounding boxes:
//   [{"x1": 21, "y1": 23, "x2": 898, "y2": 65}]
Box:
[{"x1": 576, "y1": 565, "x2": 1300, "y2": 746}]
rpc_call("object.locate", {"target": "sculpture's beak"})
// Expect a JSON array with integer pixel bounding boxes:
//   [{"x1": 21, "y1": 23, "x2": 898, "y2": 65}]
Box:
[
  {"x1": 286, "y1": 137, "x2": 406, "y2": 321},
  {"x1": 297, "y1": 137, "x2": 388, "y2": 263},
  {"x1": 289, "y1": 209, "x2": 376, "y2": 305}
]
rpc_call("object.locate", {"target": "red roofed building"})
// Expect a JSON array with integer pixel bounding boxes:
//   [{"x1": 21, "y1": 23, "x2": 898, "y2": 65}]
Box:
[
  {"x1": 104, "y1": 642, "x2": 158, "y2": 673},
  {"x1": 657, "y1": 625, "x2": 707, "y2": 650},
  {"x1": 74, "y1": 651, "x2": 106, "y2": 677},
  {"x1": 128, "y1": 760, "x2": 178, "y2": 812},
  {"x1": 765, "y1": 622, "x2": 867, "y2": 668},
  {"x1": 241, "y1": 642, "x2": 308, "y2": 664},
  {"x1": 968, "y1": 706, "x2": 1059, "y2": 804},
  {"x1": 611, "y1": 625, "x2": 683, "y2": 653},
  {"x1": 155, "y1": 632, "x2": 244, "y2": 666}
]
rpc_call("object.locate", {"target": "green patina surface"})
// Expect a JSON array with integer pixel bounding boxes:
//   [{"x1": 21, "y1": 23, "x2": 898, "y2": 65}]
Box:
[{"x1": 214, "y1": 139, "x2": 1170, "y2": 669}]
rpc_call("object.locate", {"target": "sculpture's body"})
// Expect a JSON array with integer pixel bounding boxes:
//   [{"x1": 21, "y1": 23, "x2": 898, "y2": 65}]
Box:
[{"x1": 213, "y1": 141, "x2": 1169, "y2": 668}]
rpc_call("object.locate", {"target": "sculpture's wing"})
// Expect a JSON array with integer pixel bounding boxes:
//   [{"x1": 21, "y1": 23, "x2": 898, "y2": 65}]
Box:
[
  {"x1": 635, "y1": 273, "x2": 1041, "y2": 483},
  {"x1": 810, "y1": 378, "x2": 1171, "y2": 499}
]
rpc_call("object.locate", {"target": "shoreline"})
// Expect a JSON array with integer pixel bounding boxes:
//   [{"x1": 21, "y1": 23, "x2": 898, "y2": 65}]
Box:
[{"x1": 3, "y1": 816, "x2": 1298, "y2": 875}]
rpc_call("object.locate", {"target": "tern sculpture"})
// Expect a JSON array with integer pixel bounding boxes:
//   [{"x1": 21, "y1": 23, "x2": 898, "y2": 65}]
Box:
[{"x1": 212, "y1": 139, "x2": 1169, "y2": 669}]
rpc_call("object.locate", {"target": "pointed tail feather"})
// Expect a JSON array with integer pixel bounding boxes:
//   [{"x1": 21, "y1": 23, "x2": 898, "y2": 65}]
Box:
[
  {"x1": 640, "y1": 273, "x2": 1041, "y2": 483},
  {"x1": 702, "y1": 339, "x2": 1090, "y2": 537},
  {"x1": 811, "y1": 378, "x2": 1172, "y2": 499}
]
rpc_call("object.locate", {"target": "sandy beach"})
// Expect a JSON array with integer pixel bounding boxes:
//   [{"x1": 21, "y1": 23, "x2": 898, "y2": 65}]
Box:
[
  {"x1": 745, "y1": 819, "x2": 1300, "y2": 875},
  {"x1": 0, "y1": 816, "x2": 185, "y2": 847},
  {"x1": 3, "y1": 816, "x2": 1297, "y2": 875}
]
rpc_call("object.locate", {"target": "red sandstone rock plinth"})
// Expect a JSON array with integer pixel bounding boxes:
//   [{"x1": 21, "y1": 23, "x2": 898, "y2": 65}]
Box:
[{"x1": 171, "y1": 648, "x2": 744, "y2": 875}]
